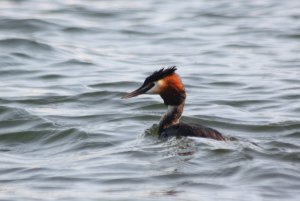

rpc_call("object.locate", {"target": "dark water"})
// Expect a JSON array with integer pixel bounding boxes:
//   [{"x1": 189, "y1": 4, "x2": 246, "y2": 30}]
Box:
[{"x1": 0, "y1": 0, "x2": 300, "y2": 200}]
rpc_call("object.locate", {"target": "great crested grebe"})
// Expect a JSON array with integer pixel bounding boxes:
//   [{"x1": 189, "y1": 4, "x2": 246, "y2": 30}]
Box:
[{"x1": 122, "y1": 66, "x2": 228, "y2": 141}]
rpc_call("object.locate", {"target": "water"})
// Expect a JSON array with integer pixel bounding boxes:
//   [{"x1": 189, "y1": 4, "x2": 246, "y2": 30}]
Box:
[{"x1": 0, "y1": 0, "x2": 300, "y2": 200}]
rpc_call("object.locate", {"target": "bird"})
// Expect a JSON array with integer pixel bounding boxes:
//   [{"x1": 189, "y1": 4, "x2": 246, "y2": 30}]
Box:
[{"x1": 122, "y1": 66, "x2": 229, "y2": 141}]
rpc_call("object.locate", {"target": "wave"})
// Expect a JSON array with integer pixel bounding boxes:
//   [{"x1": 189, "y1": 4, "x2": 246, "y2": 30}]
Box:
[
  {"x1": 0, "y1": 38, "x2": 54, "y2": 52},
  {"x1": 0, "y1": 18, "x2": 62, "y2": 32}
]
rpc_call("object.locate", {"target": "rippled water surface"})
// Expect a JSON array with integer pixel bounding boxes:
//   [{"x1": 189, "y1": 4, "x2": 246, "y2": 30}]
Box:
[{"x1": 0, "y1": 0, "x2": 300, "y2": 200}]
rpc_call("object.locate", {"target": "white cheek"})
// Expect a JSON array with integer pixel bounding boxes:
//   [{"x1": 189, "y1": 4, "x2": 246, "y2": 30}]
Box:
[{"x1": 146, "y1": 82, "x2": 160, "y2": 94}]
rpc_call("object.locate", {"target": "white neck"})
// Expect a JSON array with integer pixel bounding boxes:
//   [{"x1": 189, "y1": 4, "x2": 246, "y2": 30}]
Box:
[{"x1": 158, "y1": 101, "x2": 185, "y2": 134}]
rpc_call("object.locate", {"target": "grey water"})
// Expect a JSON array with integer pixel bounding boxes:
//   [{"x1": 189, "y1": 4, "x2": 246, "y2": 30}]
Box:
[{"x1": 0, "y1": 0, "x2": 300, "y2": 200}]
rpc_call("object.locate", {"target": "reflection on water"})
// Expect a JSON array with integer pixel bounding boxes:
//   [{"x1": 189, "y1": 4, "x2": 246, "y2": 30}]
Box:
[{"x1": 0, "y1": 0, "x2": 300, "y2": 200}]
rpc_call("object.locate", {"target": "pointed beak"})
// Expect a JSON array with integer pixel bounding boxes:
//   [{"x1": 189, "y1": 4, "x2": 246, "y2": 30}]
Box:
[{"x1": 122, "y1": 83, "x2": 153, "y2": 99}]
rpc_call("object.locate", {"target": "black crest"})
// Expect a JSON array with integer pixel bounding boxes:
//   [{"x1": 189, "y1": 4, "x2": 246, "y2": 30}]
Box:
[{"x1": 144, "y1": 66, "x2": 177, "y2": 84}]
